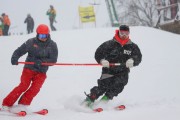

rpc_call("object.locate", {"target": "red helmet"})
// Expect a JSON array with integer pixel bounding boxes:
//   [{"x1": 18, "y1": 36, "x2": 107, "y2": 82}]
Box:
[{"x1": 36, "y1": 24, "x2": 50, "y2": 34}]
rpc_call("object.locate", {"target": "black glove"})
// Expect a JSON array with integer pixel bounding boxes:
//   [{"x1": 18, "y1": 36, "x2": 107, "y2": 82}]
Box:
[
  {"x1": 34, "y1": 60, "x2": 42, "y2": 69},
  {"x1": 11, "y1": 58, "x2": 18, "y2": 65}
]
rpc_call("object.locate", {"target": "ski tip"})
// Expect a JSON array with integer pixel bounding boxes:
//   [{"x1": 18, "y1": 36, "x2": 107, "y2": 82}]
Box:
[
  {"x1": 41, "y1": 109, "x2": 48, "y2": 115},
  {"x1": 93, "y1": 108, "x2": 103, "y2": 112},
  {"x1": 116, "y1": 105, "x2": 126, "y2": 110},
  {"x1": 17, "y1": 111, "x2": 27, "y2": 116},
  {"x1": 34, "y1": 109, "x2": 48, "y2": 115}
]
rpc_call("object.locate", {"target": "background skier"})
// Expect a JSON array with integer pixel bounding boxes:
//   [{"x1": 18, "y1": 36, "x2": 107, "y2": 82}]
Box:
[
  {"x1": 0, "y1": 16, "x2": 4, "y2": 36},
  {"x1": 2, "y1": 24, "x2": 58, "y2": 110},
  {"x1": 84, "y1": 25, "x2": 142, "y2": 107},
  {"x1": 24, "y1": 14, "x2": 34, "y2": 34},
  {"x1": 46, "y1": 5, "x2": 57, "y2": 31},
  {"x1": 1, "y1": 13, "x2": 10, "y2": 36}
]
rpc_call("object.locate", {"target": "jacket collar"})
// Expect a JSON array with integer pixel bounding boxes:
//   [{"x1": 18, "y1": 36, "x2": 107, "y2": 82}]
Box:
[{"x1": 114, "y1": 30, "x2": 130, "y2": 46}]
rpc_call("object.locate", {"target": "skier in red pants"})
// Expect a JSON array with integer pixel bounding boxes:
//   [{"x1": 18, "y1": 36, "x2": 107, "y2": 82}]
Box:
[{"x1": 2, "y1": 24, "x2": 58, "y2": 110}]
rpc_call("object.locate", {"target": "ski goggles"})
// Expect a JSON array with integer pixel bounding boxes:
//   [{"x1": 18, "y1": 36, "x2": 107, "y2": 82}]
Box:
[
  {"x1": 119, "y1": 30, "x2": 129, "y2": 37},
  {"x1": 38, "y1": 34, "x2": 48, "y2": 39}
]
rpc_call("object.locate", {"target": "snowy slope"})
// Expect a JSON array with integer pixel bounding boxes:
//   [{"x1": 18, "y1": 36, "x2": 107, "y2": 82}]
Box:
[
  {"x1": 0, "y1": 27, "x2": 180, "y2": 120},
  {"x1": 0, "y1": 0, "x2": 109, "y2": 33}
]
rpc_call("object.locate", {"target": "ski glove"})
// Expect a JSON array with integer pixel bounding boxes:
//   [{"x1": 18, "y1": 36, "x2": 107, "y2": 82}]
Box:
[
  {"x1": 100, "y1": 59, "x2": 109, "y2": 68},
  {"x1": 34, "y1": 60, "x2": 42, "y2": 69},
  {"x1": 126, "y1": 58, "x2": 134, "y2": 68},
  {"x1": 11, "y1": 59, "x2": 18, "y2": 65}
]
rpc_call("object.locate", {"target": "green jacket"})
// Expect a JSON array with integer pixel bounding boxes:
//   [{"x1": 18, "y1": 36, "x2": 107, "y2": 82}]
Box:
[{"x1": 46, "y1": 9, "x2": 56, "y2": 19}]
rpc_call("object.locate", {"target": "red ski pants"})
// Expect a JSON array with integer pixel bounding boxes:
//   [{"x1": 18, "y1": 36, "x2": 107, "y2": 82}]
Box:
[{"x1": 2, "y1": 68, "x2": 46, "y2": 106}]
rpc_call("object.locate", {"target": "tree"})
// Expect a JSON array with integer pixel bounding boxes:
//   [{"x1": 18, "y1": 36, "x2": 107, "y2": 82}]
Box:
[{"x1": 115, "y1": 0, "x2": 159, "y2": 27}]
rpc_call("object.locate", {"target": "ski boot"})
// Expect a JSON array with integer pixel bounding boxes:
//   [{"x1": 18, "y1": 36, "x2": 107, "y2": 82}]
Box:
[
  {"x1": 9, "y1": 104, "x2": 29, "y2": 114},
  {"x1": 100, "y1": 95, "x2": 109, "y2": 102},
  {"x1": 1, "y1": 106, "x2": 10, "y2": 111},
  {"x1": 82, "y1": 92, "x2": 96, "y2": 108},
  {"x1": 98, "y1": 95, "x2": 109, "y2": 105},
  {"x1": 92, "y1": 95, "x2": 109, "y2": 109}
]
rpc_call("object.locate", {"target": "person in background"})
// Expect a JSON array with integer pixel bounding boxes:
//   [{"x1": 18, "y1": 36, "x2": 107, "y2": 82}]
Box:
[
  {"x1": 0, "y1": 16, "x2": 4, "y2": 36},
  {"x1": 83, "y1": 25, "x2": 142, "y2": 107},
  {"x1": 1, "y1": 13, "x2": 11, "y2": 36},
  {"x1": 24, "y1": 14, "x2": 34, "y2": 34},
  {"x1": 46, "y1": 5, "x2": 57, "y2": 31},
  {"x1": 2, "y1": 24, "x2": 58, "y2": 111}
]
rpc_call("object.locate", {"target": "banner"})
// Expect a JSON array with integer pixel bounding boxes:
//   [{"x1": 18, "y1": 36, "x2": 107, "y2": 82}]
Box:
[{"x1": 79, "y1": 6, "x2": 96, "y2": 23}]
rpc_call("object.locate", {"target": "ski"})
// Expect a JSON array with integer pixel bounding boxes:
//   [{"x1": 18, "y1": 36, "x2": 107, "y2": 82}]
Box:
[
  {"x1": 115, "y1": 105, "x2": 126, "y2": 110},
  {"x1": 34, "y1": 109, "x2": 48, "y2": 115},
  {"x1": 81, "y1": 99, "x2": 125, "y2": 112},
  {"x1": 0, "y1": 108, "x2": 48, "y2": 116},
  {"x1": 93, "y1": 105, "x2": 125, "y2": 112},
  {"x1": 93, "y1": 108, "x2": 103, "y2": 112},
  {"x1": 17, "y1": 111, "x2": 27, "y2": 116}
]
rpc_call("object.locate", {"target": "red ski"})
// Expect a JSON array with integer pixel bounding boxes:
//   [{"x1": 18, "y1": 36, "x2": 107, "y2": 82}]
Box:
[
  {"x1": 93, "y1": 108, "x2": 103, "y2": 112},
  {"x1": 92, "y1": 105, "x2": 125, "y2": 112},
  {"x1": 18, "y1": 109, "x2": 48, "y2": 116},
  {"x1": 17, "y1": 111, "x2": 27, "y2": 116},
  {"x1": 34, "y1": 109, "x2": 48, "y2": 115},
  {"x1": 0, "y1": 108, "x2": 48, "y2": 117},
  {"x1": 115, "y1": 105, "x2": 126, "y2": 110}
]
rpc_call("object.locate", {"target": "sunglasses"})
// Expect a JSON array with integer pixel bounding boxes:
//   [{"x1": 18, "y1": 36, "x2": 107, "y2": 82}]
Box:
[
  {"x1": 38, "y1": 34, "x2": 48, "y2": 39},
  {"x1": 119, "y1": 30, "x2": 129, "y2": 37}
]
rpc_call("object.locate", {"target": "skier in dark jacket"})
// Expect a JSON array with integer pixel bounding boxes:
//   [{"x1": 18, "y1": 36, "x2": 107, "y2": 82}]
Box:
[
  {"x1": 24, "y1": 14, "x2": 34, "y2": 34},
  {"x1": 84, "y1": 25, "x2": 142, "y2": 107},
  {"x1": 2, "y1": 24, "x2": 58, "y2": 110}
]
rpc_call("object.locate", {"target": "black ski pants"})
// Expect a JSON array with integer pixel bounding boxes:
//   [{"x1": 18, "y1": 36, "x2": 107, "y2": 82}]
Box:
[
  {"x1": 90, "y1": 71, "x2": 129, "y2": 100},
  {"x1": 49, "y1": 18, "x2": 56, "y2": 31},
  {"x1": 3, "y1": 25, "x2": 9, "y2": 36}
]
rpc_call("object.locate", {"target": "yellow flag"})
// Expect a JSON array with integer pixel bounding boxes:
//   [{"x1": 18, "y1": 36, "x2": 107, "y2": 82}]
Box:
[{"x1": 79, "y1": 6, "x2": 96, "y2": 23}]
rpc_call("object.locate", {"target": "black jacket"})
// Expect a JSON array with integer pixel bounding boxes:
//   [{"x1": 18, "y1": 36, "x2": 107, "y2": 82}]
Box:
[
  {"x1": 95, "y1": 38, "x2": 142, "y2": 75},
  {"x1": 24, "y1": 16, "x2": 34, "y2": 29},
  {"x1": 11, "y1": 37, "x2": 58, "y2": 73}
]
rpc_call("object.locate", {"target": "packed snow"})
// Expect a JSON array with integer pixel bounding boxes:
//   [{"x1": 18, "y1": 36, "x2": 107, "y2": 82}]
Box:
[{"x1": 0, "y1": 26, "x2": 180, "y2": 120}]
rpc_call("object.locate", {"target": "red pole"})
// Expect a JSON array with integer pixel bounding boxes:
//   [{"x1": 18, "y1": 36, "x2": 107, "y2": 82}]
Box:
[
  {"x1": 18, "y1": 62, "x2": 102, "y2": 66},
  {"x1": 18, "y1": 62, "x2": 121, "y2": 66}
]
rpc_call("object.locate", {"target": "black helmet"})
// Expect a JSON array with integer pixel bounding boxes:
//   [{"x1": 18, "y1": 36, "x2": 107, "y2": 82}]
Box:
[{"x1": 119, "y1": 25, "x2": 129, "y2": 32}]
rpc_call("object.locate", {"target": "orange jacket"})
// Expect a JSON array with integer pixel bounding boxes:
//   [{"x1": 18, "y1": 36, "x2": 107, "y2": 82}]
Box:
[{"x1": 3, "y1": 15, "x2": 11, "y2": 26}]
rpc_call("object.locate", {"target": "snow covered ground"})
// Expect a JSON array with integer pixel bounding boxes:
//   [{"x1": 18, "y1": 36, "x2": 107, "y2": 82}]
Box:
[
  {"x1": 0, "y1": 0, "x2": 109, "y2": 33},
  {"x1": 0, "y1": 27, "x2": 180, "y2": 120}
]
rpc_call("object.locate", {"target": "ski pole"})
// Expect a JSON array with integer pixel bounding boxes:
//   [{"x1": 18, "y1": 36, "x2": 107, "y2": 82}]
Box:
[{"x1": 18, "y1": 62, "x2": 121, "y2": 66}]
